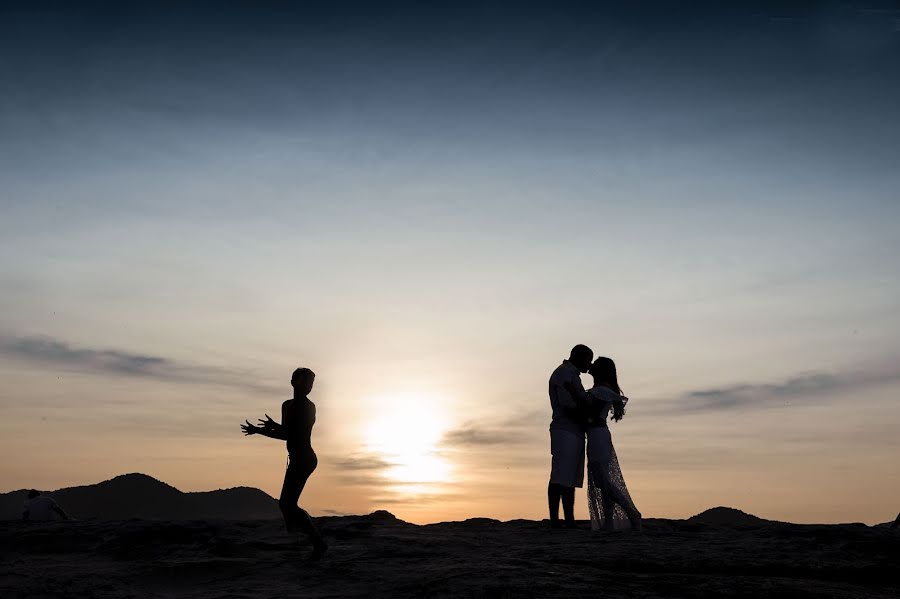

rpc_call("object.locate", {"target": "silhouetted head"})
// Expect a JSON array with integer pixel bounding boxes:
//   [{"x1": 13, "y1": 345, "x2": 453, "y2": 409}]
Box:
[
  {"x1": 27, "y1": 490, "x2": 40, "y2": 499},
  {"x1": 568, "y1": 344, "x2": 594, "y2": 373},
  {"x1": 588, "y1": 357, "x2": 621, "y2": 395},
  {"x1": 291, "y1": 367, "x2": 315, "y2": 395}
]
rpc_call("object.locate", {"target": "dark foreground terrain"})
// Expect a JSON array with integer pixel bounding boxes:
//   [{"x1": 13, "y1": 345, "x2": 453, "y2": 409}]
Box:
[{"x1": 2, "y1": 511, "x2": 898, "y2": 598}]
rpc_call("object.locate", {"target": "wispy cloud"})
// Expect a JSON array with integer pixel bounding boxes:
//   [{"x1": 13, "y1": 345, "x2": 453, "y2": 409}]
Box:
[
  {"x1": 442, "y1": 426, "x2": 526, "y2": 447},
  {"x1": 370, "y1": 490, "x2": 466, "y2": 507},
  {"x1": 328, "y1": 453, "x2": 395, "y2": 487},
  {"x1": 326, "y1": 452, "x2": 462, "y2": 508},
  {"x1": 441, "y1": 410, "x2": 545, "y2": 449},
  {"x1": 442, "y1": 366, "x2": 900, "y2": 432},
  {"x1": 669, "y1": 366, "x2": 900, "y2": 413},
  {"x1": 332, "y1": 454, "x2": 394, "y2": 472},
  {"x1": 0, "y1": 334, "x2": 277, "y2": 394}
]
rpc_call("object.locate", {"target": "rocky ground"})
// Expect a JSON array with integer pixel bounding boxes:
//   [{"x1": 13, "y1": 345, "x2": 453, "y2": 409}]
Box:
[{"x1": 2, "y1": 512, "x2": 898, "y2": 598}]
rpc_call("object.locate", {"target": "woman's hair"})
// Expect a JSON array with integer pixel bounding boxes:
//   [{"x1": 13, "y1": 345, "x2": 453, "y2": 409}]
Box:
[
  {"x1": 591, "y1": 357, "x2": 626, "y2": 421},
  {"x1": 589, "y1": 357, "x2": 622, "y2": 395}
]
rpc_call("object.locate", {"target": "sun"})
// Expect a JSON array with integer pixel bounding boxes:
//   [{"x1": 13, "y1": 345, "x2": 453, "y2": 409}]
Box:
[{"x1": 363, "y1": 393, "x2": 452, "y2": 485}]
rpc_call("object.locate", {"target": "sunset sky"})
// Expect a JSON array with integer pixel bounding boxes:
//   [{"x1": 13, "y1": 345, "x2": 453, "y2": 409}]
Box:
[{"x1": 1, "y1": 1, "x2": 899, "y2": 524}]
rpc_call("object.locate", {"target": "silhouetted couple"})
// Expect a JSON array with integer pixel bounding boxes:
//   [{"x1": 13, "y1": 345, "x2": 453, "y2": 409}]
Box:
[
  {"x1": 241, "y1": 368, "x2": 327, "y2": 560},
  {"x1": 548, "y1": 345, "x2": 641, "y2": 531}
]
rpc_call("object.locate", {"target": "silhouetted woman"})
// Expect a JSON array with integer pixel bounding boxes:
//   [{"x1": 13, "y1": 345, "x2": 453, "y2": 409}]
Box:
[
  {"x1": 584, "y1": 357, "x2": 642, "y2": 531},
  {"x1": 241, "y1": 367, "x2": 327, "y2": 559}
]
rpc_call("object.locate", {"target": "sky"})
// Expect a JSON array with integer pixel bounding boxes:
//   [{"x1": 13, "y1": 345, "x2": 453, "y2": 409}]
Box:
[{"x1": 1, "y1": 1, "x2": 899, "y2": 524}]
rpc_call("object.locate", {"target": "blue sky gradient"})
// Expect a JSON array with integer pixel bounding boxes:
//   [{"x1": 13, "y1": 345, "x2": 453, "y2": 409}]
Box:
[{"x1": 2, "y1": 1, "x2": 899, "y2": 523}]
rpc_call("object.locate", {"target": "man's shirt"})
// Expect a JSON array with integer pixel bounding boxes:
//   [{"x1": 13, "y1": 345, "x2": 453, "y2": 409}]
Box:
[{"x1": 548, "y1": 360, "x2": 588, "y2": 434}]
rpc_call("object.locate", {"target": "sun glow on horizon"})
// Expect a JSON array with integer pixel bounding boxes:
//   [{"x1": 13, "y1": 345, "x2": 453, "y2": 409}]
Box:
[{"x1": 363, "y1": 394, "x2": 453, "y2": 487}]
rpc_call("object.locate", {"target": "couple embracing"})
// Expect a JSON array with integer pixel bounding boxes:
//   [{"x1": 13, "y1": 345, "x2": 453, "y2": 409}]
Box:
[{"x1": 548, "y1": 344, "x2": 642, "y2": 531}]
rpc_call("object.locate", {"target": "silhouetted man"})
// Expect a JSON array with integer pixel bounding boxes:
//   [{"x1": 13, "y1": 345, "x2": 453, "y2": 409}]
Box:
[
  {"x1": 22, "y1": 490, "x2": 69, "y2": 522},
  {"x1": 547, "y1": 344, "x2": 593, "y2": 528}
]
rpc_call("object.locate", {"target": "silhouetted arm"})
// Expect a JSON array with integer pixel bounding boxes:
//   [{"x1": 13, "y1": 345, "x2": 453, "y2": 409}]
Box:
[
  {"x1": 582, "y1": 389, "x2": 626, "y2": 403},
  {"x1": 559, "y1": 378, "x2": 590, "y2": 422},
  {"x1": 258, "y1": 414, "x2": 285, "y2": 435},
  {"x1": 257, "y1": 427, "x2": 287, "y2": 440},
  {"x1": 586, "y1": 387, "x2": 629, "y2": 421},
  {"x1": 563, "y1": 380, "x2": 591, "y2": 406},
  {"x1": 560, "y1": 377, "x2": 593, "y2": 417},
  {"x1": 611, "y1": 400, "x2": 626, "y2": 422},
  {"x1": 52, "y1": 501, "x2": 69, "y2": 521},
  {"x1": 241, "y1": 418, "x2": 287, "y2": 440}
]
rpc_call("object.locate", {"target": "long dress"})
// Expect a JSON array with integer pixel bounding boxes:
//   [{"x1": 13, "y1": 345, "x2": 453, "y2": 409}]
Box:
[{"x1": 585, "y1": 386, "x2": 638, "y2": 531}]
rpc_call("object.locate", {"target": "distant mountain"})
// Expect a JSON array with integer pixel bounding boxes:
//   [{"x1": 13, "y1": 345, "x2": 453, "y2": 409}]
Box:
[
  {"x1": 874, "y1": 513, "x2": 900, "y2": 529},
  {"x1": 0, "y1": 473, "x2": 280, "y2": 520},
  {"x1": 687, "y1": 507, "x2": 770, "y2": 527}
]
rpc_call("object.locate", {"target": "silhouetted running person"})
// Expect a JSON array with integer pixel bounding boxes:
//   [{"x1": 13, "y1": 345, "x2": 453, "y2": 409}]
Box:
[{"x1": 241, "y1": 367, "x2": 327, "y2": 559}]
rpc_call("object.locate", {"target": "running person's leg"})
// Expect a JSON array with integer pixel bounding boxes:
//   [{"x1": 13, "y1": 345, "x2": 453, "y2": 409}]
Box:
[
  {"x1": 279, "y1": 454, "x2": 327, "y2": 556},
  {"x1": 279, "y1": 459, "x2": 303, "y2": 533}
]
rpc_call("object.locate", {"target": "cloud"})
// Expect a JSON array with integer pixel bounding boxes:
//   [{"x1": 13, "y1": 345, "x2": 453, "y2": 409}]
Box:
[
  {"x1": 0, "y1": 334, "x2": 277, "y2": 394},
  {"x1": 440, "y1": 410, "x2": 545, "y2": 449},
  {"x1": 331, "y1": 454, "x2": 394, "y2": 472},
  {"x1": 332, "y1": 472, "x2": 385, "y2": 487},
  {"x1": 328, "y1": 453, "x2": 395, "y2": 486},
  {"x1": 670, "y1": 366, "x2": 900, "y2": 413},
  {"x1": 439, "y1": 366, "x2": 900, "y2": 436},
  {"x1": 369, "y1": 491, "x2": 466, "y2": 507},
  {"x1": 441, "y1": 427, "x2": 526, "y2": 447}
]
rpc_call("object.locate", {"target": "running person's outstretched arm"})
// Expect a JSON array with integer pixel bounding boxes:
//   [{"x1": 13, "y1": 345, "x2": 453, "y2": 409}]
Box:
[
  {"x1": 258, "y1": 413, "x2": 285, "y2": 436},
  {"x1": 241, "y1": 415, "x2": 287, "y2": 440}
]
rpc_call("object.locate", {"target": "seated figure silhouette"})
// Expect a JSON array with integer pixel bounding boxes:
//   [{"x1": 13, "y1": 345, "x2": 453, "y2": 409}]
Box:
[
  {"x1": 22, "y1": 490, "x2": 69, "y2": 522},
  {"x1": 241, "y1": 367, "x2": 327, "y2": 559}
]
